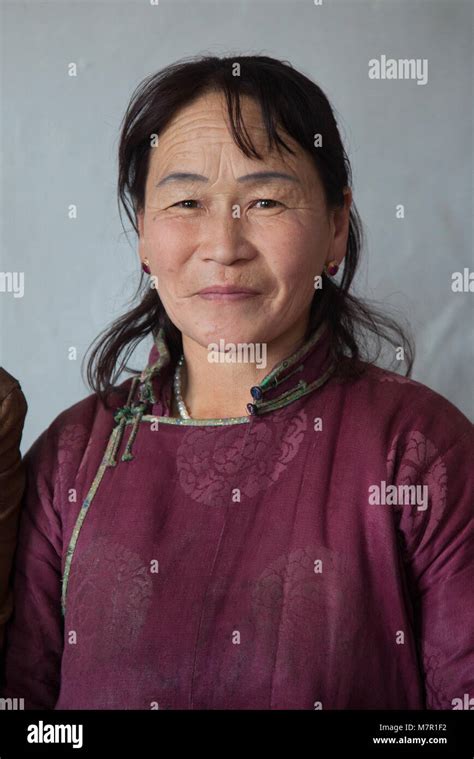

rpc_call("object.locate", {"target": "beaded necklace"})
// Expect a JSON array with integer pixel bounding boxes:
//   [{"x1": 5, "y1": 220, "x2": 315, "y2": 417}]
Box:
[{"x1": 173, "y1": 355, "x2": 191, "y2": 419}]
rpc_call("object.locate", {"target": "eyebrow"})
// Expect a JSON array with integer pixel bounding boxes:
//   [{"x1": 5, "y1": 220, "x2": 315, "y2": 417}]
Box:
[{"x1": 155, "y1": 171, "x2": 300, "y2": 187}]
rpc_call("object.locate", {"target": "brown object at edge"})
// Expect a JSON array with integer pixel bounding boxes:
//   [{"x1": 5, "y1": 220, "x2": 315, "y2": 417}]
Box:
[{"x1": 0, "y1": 368, "x2": 28, "y2": 652}]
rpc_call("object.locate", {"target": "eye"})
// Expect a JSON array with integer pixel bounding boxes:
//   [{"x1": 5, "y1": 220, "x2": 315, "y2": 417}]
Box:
[
  {"x1": 251, "y1": 199, "x2": 281, "y2": 209},
  {"x1": 171, "y1": 199, "x2": 200, "y2": 209}
]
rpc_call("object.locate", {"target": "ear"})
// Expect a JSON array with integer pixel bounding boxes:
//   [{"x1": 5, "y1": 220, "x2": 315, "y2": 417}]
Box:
[{"x1": 326, "y1": 187, "x2": 352, "y2": 267}]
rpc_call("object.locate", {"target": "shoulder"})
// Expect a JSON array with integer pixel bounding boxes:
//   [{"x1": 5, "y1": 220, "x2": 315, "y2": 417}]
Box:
[
  {"x1": 23, "y1": 376, "x2": 135, "y2": 478},
  {"x1": 0, "y1": 367, "x2": 24, "y2": 402},
  {"x1": 0, "y1": 370, "x2": 28, "y2": 464},
  {"x1": 328, "y1": 360, "x2": 473, "y2": 494},
  {"x1": 336, "y1": 360, "x2": 473, "y2": 455},
  {"x1": 0, "y1": 368, "x2": 28, "y2": 435},
  {"x1": 338, "y1": 364, "x2": 473, "y2": 572}
]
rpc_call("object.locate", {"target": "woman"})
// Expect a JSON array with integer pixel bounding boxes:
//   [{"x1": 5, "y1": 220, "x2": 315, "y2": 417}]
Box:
[{"x1": 2, "y1": 55, "x2": 472, "y2": 710}]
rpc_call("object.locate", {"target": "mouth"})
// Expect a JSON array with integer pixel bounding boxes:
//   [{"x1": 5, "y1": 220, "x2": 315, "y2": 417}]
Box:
[{"x1": 197, "y1": 285, "x2": 260, "y2": 301}]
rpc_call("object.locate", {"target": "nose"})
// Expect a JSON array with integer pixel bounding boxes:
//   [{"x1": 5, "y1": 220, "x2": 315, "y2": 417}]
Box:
[{"x1": 200, "y1": 204, "x2": 252, "y2": 265}]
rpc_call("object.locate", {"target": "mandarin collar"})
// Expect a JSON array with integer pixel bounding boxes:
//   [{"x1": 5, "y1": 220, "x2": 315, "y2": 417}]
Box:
[{"x1": 139, "y1": 320, "x2": 335, "y2": 419}]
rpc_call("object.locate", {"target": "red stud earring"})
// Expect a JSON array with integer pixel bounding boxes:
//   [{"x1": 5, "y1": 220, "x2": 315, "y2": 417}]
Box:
[
  {"x1": 141, "y1": 259, "x2": 151, "y2": 275},
  {"x1": 324, "y1": 260, "x2": 339, "y2": 276}
]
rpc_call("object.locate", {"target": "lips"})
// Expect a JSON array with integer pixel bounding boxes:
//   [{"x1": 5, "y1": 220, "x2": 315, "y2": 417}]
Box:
[
  {"x1": 196, "y1": 285, "x2": 260, "y2": 302},
  {"x1": 197, "y1": 285, "x2": 259, "y2": 295}
]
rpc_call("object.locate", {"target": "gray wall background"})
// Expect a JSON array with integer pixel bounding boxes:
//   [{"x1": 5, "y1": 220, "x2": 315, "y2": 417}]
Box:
[{"x1": 0, "y1": 0, "x2": 472, "y2": 453}]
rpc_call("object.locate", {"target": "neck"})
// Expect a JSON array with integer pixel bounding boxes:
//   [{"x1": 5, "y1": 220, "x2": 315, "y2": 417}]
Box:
[{"x1": 177, "y1": 314, "x2": 310, "y2": 419}]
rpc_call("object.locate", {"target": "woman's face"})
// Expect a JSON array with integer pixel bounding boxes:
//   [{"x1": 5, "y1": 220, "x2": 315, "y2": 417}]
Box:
[{"x1": 138, "y1": 91, "x2": 351, "y2": 348}]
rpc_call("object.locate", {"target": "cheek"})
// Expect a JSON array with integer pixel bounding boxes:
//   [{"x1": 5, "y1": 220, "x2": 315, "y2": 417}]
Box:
[
  {"x1": 145, "y1": 220, "x2": 192, "y2": 273},
  {"x1": 257, "y1": 216, "x2": 326, "y2": 284},
  {"x1": 254, "y1": 207, "x2": 326, "y2": 246}
]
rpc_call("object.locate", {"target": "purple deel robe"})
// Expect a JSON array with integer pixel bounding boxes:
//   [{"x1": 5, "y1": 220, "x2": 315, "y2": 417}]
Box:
[{"x1": 1, "y1": 321, "x2": 473, "y2": 710}]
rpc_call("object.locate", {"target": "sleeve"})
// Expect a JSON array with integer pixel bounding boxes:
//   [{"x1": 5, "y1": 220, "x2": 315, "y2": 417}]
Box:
[
  {"x1": 392, "y1": 425, "x2": 474, "y2": 709},
  {"x1": 0, "y1": 379, "x2": 28, "y2": 651},
  {"x1": 0, "y1": 423, "x2": 64, "y2": 709}
]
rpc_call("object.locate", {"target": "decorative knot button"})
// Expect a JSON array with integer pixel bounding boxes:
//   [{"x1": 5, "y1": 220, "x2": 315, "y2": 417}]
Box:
[{"x1": 250, "y1": 386, "x2": 263, "y2": 400}]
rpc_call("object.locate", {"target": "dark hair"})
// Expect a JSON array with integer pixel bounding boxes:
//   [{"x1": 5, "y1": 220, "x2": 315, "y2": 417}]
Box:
[{"x1": 83, "y1": 53, "x2": 414, "y2": 406}]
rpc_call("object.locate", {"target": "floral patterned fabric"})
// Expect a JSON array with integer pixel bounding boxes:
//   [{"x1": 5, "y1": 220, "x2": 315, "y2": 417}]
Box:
[{"x1": 1, "y1": 325, "x2": 473, "y2": 709}]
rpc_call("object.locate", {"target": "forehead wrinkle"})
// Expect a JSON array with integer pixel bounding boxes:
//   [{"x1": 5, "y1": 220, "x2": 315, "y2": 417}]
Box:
[
  {"x1": 156, "y1": 126, "x2": 269, "y2": 161},
  {"x1": 157, "y1": 101, "x2": 273, "y2": 162},
  {"x1": 149, "y1": 95, "x2": 320, "y2": 195},
  {"x1": 161, "y1": 94, "x2": 268, "y2": 134},
  {"x1": 153, "y1": 141, "x2": 301, "y2": 187},
  {"x1": 155, "y1": 171, "x2": 302, "y2": 190}
]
